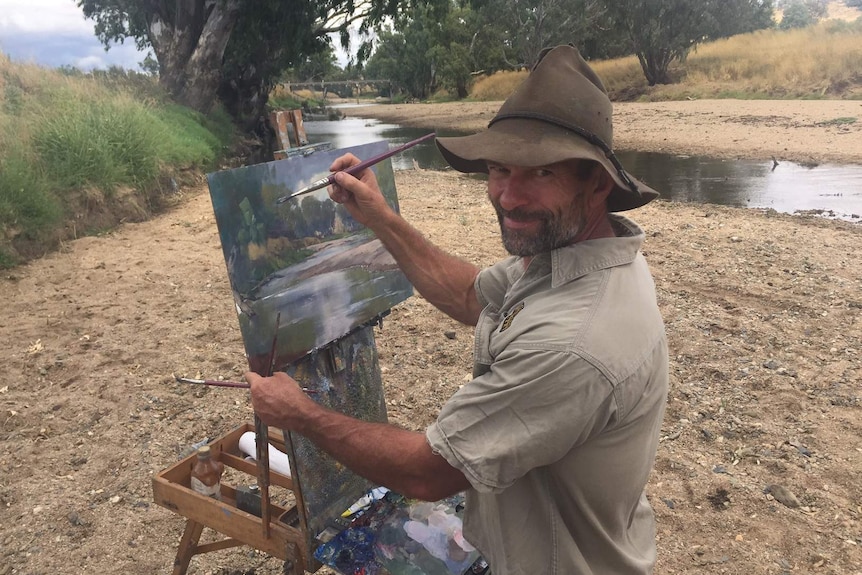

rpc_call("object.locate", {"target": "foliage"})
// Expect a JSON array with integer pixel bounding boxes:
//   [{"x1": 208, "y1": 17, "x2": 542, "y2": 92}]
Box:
[
  {"x1": 779, "y1": 0, "x2": 829, "y2": 28},
  {"x1": 599, "y1": 21, "x2": 862, "y2": 100},
  {"x1": 283, "y1": 46, "x2": 341, "y2": 82},
  {"x1": 602, "y1": 0, "x2": 775, "y2": 85},
  {"x1": 467, "y1": 0, "x2": 620, "y2": 68},
  {"x1": 464, "y1": 16, "x2": 862, "y2": 102},
  {"x1": 77, "y1": 0, "x2": 422, "y2": 136}
]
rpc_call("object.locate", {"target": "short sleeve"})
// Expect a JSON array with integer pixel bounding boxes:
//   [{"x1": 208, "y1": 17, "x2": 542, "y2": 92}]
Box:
[
  {"x1": 475, "y1": 257, "x2": 518, "y2": 309},
  {"x1": 426, "y1": 347, "x2": 617, "y2": 493}
]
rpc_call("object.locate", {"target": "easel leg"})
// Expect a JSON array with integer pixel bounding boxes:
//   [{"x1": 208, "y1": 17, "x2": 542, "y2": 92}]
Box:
[{"x1": 172, "y1": 519, "x2": 205, "y2": 575}]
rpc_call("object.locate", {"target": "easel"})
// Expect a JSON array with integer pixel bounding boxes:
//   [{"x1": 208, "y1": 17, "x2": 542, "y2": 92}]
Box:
[
  {"x1": 152, "y1": 424, "x2": 310, "y2": 574},
  {"x1": 153, "y1": 324, "x2": 390, "y2": 574},
  {"x1": 156, "y1": 139, "x2": 411, "y2": 574}
]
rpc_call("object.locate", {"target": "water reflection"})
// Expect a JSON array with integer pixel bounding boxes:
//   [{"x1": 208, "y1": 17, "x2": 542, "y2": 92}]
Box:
[
  {"x1": 617, "y1": 151, "x2": 862, "y2": 221},
  {"x1": 304, "y1": 114, "x2": 862, "y2": 222}
]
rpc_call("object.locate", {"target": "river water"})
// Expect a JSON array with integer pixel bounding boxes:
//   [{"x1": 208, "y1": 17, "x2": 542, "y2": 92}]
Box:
[{"x1": 302, "y1": 113, "x2": 862, "y2": 222}]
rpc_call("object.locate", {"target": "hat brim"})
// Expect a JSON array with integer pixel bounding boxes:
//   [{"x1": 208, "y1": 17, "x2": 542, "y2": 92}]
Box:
[{"x1": 436, "y1": 118, "x2": 658, "y2": 212}]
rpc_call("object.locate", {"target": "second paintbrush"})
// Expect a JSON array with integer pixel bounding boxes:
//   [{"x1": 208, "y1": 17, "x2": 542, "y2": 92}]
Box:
[{"x1": 275, "y1": 132, "x2": 436, "y2": 204}]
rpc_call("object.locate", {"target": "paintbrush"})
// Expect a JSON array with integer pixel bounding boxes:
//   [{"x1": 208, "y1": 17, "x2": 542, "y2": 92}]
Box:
[
  {"x1": 174, "y1": 375, "x2": 319, "y2": 394},
  {"x1": 275, "y1": 132, "x2": 436, "y2": 204}
]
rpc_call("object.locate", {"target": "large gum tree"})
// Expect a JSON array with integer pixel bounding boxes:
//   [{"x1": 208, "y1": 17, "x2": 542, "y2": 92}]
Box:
[
  {"x1": 603, "y1": 0, "x2": 774, "y2": 85},
  {"x1": 78, "y1": 1, "x2": 408, "y2": 133}
]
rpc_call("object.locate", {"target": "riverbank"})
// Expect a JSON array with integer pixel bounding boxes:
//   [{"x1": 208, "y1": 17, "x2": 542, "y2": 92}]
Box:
[
  {"x1": 345, "y1": 99, "x2": 862, "y2": 166},
  {"x1": 1, "y1": 101, "x2": 860, "y2": 574}
]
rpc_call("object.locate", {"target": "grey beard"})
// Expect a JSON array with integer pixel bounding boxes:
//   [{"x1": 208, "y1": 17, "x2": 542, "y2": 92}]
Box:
[{"x1": 496, "y1": 208, "x2": 583, "y2": 256}]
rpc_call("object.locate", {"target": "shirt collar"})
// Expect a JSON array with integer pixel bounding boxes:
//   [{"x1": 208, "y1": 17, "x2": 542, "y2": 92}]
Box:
[
  {"x1": 506, "y1": 215, "x2": 644, "y2": 288},
  {"x1": 550, "y1": 214, "x2": 644, "y2": 287}
]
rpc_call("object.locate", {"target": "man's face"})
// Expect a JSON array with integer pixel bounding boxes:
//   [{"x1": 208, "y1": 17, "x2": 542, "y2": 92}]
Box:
[{"x1": 486, "y1": 159, "x2": 600, "y2": 256}]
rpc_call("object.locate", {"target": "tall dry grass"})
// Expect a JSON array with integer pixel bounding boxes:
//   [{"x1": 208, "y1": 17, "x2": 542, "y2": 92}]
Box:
[{"x1": 469, "y1": 19, "x2": 862, "y2": 102}]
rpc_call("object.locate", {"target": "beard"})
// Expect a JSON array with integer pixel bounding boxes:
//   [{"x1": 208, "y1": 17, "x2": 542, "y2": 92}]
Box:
[{"x1": 494, "y1": 204, "x2": 585, "y2": 256}]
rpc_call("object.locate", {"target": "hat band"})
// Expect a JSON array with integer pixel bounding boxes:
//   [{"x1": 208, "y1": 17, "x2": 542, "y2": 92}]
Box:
[{"x1": 489, "y1": 112, "x2": 641, "y2": 196}]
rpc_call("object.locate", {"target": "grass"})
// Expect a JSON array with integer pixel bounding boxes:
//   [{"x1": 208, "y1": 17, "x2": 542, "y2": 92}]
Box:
[
  {"x1": 0, "y1": 54, "x2": 235, "y2": 267},
  {"x1": 468, "y1": 17, "x2": 862, "y2": 102}
]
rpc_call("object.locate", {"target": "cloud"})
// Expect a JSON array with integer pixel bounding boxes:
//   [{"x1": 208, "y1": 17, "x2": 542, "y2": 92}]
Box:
[{"x1": 0, "y1": 0, "x2": 149, "y2": 70}]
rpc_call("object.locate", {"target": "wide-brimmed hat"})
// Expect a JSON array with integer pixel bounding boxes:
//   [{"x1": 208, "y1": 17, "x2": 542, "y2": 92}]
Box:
[{"x1": 436, "y1": 44, "x2": 658, "y2": 212}]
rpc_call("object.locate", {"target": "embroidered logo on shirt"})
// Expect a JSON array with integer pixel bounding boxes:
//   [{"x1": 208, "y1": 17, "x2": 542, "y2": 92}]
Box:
[{"x1": 499, "y1": 302, "x2": 525, "y2": 332}]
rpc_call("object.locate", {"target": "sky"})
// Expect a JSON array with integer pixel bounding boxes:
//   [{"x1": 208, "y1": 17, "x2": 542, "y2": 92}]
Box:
[
  {"x1": 0, "y1": 0, "x2": 150, "y2": 70},
  {"x1": 0, "y1": 0, "x2": 354, "y2": 71}
]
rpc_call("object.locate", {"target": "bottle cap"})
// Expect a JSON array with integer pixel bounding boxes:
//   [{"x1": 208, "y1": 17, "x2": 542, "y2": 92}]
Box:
[{"x1": 197, "y1": 445, "x2": 212, "y2": 459}]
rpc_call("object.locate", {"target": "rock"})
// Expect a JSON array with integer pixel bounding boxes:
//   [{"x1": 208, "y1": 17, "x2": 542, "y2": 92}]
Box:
[
  {"x1": 765, "y1": 484, "x2": 801, "y2": 508},
  {"x1": 444, "y1": 330, "x2": 456, "y2": 340}
]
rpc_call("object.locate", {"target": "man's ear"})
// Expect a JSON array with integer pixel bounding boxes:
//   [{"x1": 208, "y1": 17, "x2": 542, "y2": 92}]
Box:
[{"x1": 588, "y1": 167, "x2": 614, "y2": 208}]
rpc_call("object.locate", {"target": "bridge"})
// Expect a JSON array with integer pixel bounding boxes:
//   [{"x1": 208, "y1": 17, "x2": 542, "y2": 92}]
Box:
[{"x1": 280, "y1": 79, "x2": 392, "y2": 94}]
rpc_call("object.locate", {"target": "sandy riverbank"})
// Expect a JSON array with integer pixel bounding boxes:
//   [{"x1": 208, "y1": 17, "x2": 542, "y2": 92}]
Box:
[
  {"x1": 1, "y1": 100, "x2": 860, "y2": 575},
  {"x1": 345, "y1": 99, "x2": 862, "y2": 166}
]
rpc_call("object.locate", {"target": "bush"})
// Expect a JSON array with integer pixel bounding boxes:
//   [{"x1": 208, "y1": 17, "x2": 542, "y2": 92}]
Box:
[{"x1": 32, "y1": 96, "x2": 162, "y2": 192}]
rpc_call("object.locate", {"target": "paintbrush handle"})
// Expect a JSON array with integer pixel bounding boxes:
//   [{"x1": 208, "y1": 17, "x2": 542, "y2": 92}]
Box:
[
  {"x1": 276, "y1": 132, "x2": 435, "y2": 203},
  {"x1": 174, "y1": 376, "x2": 319, "y2": 393},
  {"x1": 343, "y1": 132, "x2": 436, "y2": 177}
]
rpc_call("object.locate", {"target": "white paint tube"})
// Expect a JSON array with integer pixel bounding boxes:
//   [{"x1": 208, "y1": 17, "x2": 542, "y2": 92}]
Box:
[{"x1": 238, "y1": 431, "x2": 292, "y2": 477}]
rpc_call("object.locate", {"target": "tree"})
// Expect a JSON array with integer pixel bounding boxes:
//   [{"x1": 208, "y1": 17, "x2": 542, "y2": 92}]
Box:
[
  {"x1": 365, "y1": 2, "x2": 458, "y2": 99},
  {"x1": 78, "y1": 1, "x2": 409, "y2": 131},
  {"x1": 778, "y1": 0, "x2": 829, "y2": 29},
  {"x1": 603, "y1": 0, "x2": 775, "y2": 86},
  {"x1": 707, "y1": 0, "x2": 775, "y2": 39},
  {"x1": 468, "y1": 0, "x2": 610, "y2": 69}
]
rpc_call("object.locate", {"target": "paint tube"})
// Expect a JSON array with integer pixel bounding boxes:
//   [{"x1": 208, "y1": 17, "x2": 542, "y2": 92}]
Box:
[
  {"x1": 341, "y1": 486, "x2": 390, "y2": 517},
  {"x1": 238, "y1": 431, "x2": 292, "y2": 477}
]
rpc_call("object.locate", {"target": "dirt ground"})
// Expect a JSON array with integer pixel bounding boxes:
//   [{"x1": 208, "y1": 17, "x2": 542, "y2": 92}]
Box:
[{"x1": 1, "y1": 100, "x2": 861, "y2": 575}]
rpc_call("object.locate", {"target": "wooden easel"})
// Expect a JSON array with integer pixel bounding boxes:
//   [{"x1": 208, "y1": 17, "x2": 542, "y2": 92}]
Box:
[
  {"x1": 154, "y1": 324, "x2": 390, "y2": 574},
  {"x1": 152, "y1": 423, "x2": 313, "y2": 574}
]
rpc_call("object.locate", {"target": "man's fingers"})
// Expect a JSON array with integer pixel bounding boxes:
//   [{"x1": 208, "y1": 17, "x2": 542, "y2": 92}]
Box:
[{"x1": 329, "y1": 153, "x2": 360, "y2": 172}]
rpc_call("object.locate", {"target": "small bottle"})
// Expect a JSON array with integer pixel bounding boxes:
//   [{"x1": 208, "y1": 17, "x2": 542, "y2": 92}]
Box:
[{"x1": 190, "y1": 445, "x2": 224, "y2": 500}]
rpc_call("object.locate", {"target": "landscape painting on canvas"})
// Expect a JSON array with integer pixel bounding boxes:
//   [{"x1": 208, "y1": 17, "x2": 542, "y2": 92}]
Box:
[{"x1": 207, "y1": 141, "x2": 413, "y2": 373}]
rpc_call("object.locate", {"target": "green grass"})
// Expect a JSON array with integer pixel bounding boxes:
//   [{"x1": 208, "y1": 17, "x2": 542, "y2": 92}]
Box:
[{"x1": 0, "y1": 54, "x2": 236, "y2": 266}]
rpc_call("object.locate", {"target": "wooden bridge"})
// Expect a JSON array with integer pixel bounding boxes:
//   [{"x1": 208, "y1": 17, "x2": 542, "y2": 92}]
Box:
[{"x1": 280, "y1": 79, "x2": 392, "y2": 94}]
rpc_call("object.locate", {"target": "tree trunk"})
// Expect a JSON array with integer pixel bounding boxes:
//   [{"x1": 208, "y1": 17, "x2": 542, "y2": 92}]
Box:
[
  {"x1": 181, "y1": 0, "x2": 241, "y2": 112},
  {"x1": 217, "y1": 66, "x2": 276, "y2": 164},
  {"x1": 147, "y1": 0, "x2": 240, "y2": 113}
]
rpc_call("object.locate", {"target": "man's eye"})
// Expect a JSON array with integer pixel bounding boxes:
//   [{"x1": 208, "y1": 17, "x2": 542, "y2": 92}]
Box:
[{"x1": 536, "y1": 169, "x2": 553, "y2": 177}]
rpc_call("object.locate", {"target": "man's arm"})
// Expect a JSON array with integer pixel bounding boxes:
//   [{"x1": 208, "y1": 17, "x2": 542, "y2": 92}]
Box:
[
  {"x1": 247, "y1": 371, "x2": 471, "y2": 502},
  {"x1": 328, "y1": 154, "x2": 483, "y2": 326}
]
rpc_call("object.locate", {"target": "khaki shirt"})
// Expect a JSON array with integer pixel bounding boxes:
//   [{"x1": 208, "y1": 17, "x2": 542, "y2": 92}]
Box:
[{"x1": 426, "y1": 215, "x2": 668, "y2": 575}]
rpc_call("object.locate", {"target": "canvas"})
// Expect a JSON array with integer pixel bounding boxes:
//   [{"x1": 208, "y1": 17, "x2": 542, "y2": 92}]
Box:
[{"x1": 207, "y1": 141, "x2": 413, "y2": 373}]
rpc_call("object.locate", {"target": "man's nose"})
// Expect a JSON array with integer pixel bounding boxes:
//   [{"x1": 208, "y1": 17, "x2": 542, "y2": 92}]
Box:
[{"x1": 496, "y1": 179, "x2": 532, "y2": 211}]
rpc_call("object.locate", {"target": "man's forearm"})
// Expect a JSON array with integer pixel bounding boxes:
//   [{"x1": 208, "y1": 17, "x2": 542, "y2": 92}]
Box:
[
  {"x1": 372, "y1": 210, "x2": 482, "y2": 326},
  {"x1": 291, "y1": 401, "x2": 469, "y2": 502}
]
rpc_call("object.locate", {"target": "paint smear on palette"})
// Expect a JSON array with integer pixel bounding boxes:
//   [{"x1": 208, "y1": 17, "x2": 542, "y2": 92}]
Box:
[
  {"x1": 314, "y1": 492, "x2": 480, "y2": 575},
  {"x1": 206, "y1": 141, "x2": 413, "y2": 372}
]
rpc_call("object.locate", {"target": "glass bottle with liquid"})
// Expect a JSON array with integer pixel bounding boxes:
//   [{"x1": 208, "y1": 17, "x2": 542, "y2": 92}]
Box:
[{"x1": 190, "y1": 445, "x2": 224, "y2": 500}]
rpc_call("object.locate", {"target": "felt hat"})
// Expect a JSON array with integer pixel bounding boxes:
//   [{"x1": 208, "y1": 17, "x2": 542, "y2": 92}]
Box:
[{"x1": 436, "y1": 44, "x2": 659, "y2": 212}]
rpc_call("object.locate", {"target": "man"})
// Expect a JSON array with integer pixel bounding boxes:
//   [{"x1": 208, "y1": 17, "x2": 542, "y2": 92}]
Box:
[{"x1": 247, "y1": 45, "x2": 668, "y2": 575}]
